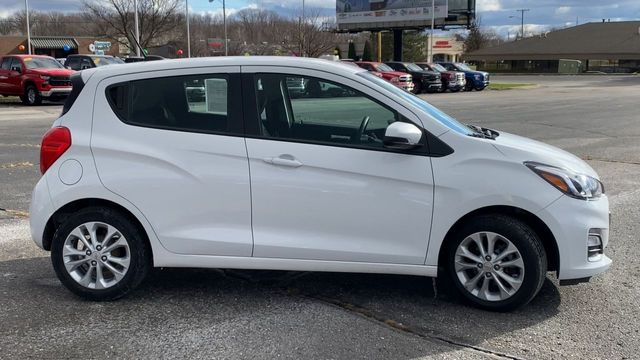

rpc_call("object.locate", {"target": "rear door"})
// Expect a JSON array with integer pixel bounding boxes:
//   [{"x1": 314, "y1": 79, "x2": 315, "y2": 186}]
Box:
[
  {"x1": 242, "y1": 67, "x2": 434, "y2": 264},
  {"x1": 91, "y1": 66, "x2": 253, "y2": 256},
  {"x1": 6, "y1": 58, "x2": 24, "y2": 94}
]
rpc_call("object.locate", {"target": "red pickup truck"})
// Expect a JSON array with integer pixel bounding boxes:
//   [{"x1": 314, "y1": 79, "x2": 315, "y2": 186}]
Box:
[{"x1": 0, "y1": 55, "x2": 75, "y2": 105}]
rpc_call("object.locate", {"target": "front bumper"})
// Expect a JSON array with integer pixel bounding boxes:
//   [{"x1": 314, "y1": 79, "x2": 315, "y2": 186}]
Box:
[
  {"x1": 537, "y1": 194, "x2": 612, "y2": 281},
  {"x1": 421, "y1": 79, "x2": 442, "y2": 91},
  {"x1": 40, "y1": 87, "x2": 72, "y2": 98}
]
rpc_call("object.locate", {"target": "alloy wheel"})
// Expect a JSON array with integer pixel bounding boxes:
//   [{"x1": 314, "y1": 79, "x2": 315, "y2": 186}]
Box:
[
  {"x1": 62, "y1": 221, "x2": 131, "y2": 290},
  {"x1": 454, "y1": 231, "x2": 525, "y2": 301}
]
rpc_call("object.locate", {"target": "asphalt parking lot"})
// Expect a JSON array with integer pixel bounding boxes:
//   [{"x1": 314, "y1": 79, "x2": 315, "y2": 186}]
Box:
[{"x1": 1, "y1": 75, "x2": 639, "y2": 359}]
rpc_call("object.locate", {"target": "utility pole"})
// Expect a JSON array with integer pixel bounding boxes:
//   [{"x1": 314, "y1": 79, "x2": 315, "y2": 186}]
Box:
[
  {"x1": 428, "y1": 0, "x2": 435, "y2": 62},
  {"x1": 24, "y1": 0, "x2": 31, "y2": 54},
  {"x1": 302, "y1": 0, "x2": 305, "y2": 57},
  {"x1": 134, "y1": 0, "x2": 140, "y2": 56},
  {"x1": 516, "y1": 9, "x2": 530, "y2": 39},
  {"x1": 186, "y1": 0, "x2": 191, "y2": 57}
]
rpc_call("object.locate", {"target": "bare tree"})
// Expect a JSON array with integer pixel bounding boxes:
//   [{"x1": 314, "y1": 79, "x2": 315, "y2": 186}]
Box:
[
  {"x1": 81, "y1": 0, "x2": 183, "y2": 53},
  {"x1": 463, "y1": 16, "x2": 504, "y2": 53}
]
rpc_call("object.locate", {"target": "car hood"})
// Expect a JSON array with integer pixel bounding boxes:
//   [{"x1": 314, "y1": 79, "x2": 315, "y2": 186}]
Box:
[
  {"x1": 29, "y1": 68, "x2": 75, "y2": 77},
  {"x1": 493, "y1": 131, "x2": 598, "y2": 178}
]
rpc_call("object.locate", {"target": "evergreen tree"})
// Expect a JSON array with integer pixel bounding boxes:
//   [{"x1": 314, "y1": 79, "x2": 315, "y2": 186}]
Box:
[
  {"x1": 362, "y1": 40, "x2": 372, "y2": 61},
  {"x1": 347, "y1": 41, "x2": 357, "y2": 60}
]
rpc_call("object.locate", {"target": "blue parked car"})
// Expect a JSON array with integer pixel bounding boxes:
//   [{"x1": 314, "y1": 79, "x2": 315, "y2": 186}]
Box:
[{"x1": 437, "y1": 62, "x2": 490, "y2": 91}]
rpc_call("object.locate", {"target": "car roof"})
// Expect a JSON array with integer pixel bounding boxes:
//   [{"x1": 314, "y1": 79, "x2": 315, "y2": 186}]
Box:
[{"x1": 84, "y1": 56, "x2": 366, "y2": 82}]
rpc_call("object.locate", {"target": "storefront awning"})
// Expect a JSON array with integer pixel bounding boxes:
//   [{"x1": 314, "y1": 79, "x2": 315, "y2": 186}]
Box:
[{"x1": 30, "y1": 37, "x2": 78, "y2": 50}]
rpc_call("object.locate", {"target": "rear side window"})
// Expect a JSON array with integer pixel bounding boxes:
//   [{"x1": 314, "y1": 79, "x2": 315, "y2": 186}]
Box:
[
  {"x1": 9, "y1": 58, "x2": 22, "y2": 72},
  {"x1": 1, "y1": 57, "x2": 12, "y2": 70},
  {"x1": 65, "y1": 57, "x2": 80, "y2": 70},
  {"x1": 106, "y1": 73, "x2": 240, "y2": 135}
]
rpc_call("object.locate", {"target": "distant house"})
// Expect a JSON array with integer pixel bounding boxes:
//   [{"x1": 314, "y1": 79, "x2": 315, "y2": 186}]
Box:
[{"x1": 463, "y1": 21, "x2": 640, "y2": 73}]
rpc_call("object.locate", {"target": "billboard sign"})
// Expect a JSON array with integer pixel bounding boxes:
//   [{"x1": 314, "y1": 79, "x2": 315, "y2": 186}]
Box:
[
  {"x1": 335, "y1": 0, "x2": 475, "y2": 31},
  {"x1": 337, "y1": 0, "x2": 448, "y2": 30}
]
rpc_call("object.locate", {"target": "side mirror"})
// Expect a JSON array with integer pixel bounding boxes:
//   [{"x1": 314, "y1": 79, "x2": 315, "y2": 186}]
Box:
[{"x1": 383, "y1": 122, "x2": 423, "y2": 150}]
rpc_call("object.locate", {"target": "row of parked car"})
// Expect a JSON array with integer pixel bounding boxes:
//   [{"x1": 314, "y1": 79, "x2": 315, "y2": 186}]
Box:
[{"x1": 345, "y1": 60, "x2": 490, "y2": 94}]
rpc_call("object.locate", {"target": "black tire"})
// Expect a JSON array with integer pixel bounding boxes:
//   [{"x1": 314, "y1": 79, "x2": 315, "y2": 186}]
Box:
[
  {"x1": 445, "y1": 214, "x2": 547, "y2": 312},
  {"x1": 51, "y1": 207, "x2": 151, "y2": 301},
  {"x1": 412, "y1": 82, "x2": 422, "y2": 94},
  {"x1": 21, "y1": 84, "x2": 42, "y2": 106},
  {"x1": 475, "y1": 86, "x2": 486, "y2": 91},
  {"x1": 464, "y1": 82, "x2": 474, "y2": 92},
  {"x1": 450, "y1": 87, "x2": 461, "y2": 93}
]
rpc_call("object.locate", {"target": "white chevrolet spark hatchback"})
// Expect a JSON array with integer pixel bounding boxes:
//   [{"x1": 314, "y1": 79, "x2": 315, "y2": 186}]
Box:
[{"x1": 30, "y1": 57, "x2": 611, "y2": 311}]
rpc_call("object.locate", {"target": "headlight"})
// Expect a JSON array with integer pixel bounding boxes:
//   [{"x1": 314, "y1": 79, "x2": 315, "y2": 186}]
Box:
[
  {"x1": 39, "y1": 75, "x2": 50, "y2": 80},
  {"x1": 525, "y1": 162, "x2": 604, "y2": 200}
]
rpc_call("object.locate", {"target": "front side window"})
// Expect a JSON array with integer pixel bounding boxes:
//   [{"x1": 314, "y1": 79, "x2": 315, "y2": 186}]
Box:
[
  {"x1": 107, "y1": 74, "x2": 233, "y2": 134},
  {"x1": 10, "y1": 58, "x2": 22, "y2": 72},
  {"x1": 406, "y1": 63, "x2": 424, "y2": 72},
  {"x1": 254, "y1": 73, "x2": 399, "y2": 149}
]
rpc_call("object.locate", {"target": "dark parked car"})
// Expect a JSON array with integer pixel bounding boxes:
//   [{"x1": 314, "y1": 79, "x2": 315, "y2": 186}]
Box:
[
  {"x1": 123, "y1": 55, "x2": 165, "y2": 63},
  {"x1": 64, "y1": 54, "x2": 124, "y2": 71},
  {"x1": 415, "y1": 62, "x2": 466, "y2": 92},
  {"x1": 437, "y1": 62, "x2": 490, "y2": 91},
  {"x1": 384, "y1": 61, "x2": 442, "y2": 94}
]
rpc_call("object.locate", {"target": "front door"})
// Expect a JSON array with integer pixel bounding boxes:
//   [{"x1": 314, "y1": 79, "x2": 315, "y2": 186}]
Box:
[{"x1": 243, "y1": 69, "x2": 434, "y2": 264}]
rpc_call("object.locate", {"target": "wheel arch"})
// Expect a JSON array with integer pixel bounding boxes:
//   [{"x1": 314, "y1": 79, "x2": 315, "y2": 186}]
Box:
[
  {"x1": 42, "y1": 198, "x2": 152, "y2": 262},
  {"x1": 437, "y1": 205, "x2": 559, "y2": 273}
]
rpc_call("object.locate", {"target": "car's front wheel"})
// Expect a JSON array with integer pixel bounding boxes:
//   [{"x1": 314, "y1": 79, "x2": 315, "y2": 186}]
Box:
[
  {"x1": 51, "y1": 207, "x2": 151, "y2": 300},
  {"x1": 446, "y1": 215, "x2": 547, "y2": 311},
  {"x1": 21, "y1": 84, "x2": 42, "y2": 106}
]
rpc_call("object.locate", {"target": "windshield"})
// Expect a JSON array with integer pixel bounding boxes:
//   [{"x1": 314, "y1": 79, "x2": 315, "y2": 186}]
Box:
[
  {"x1": 376, "y1": 63, "x2": 394, "y2": 72},
  {"x1": 358, "y1": 72, "x2": 474, "y2": 136},
  {"x1": 406, "y1": 63, "x2": 424, "y2": 72},
  {"x1": 455, "y1": 63, "x2": 472, "y2": 71},
  {"x1": 91, "y1": 56, "x2": 124, "y2": 66},
  {"x1": 430, "y1": 64, "x2": 447, "y2": 72},
  {"x1": 24, "y1": 57, "x2": 63, "y2": 69}
]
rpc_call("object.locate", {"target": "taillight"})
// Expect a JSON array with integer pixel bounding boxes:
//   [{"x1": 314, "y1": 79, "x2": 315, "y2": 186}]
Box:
[{"x1": 40, "y1": 126, "x2": 71, "y2": 174}]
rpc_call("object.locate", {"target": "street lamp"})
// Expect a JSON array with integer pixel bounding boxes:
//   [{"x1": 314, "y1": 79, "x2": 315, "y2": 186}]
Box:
[
  {"x1": 209, "y1": 0, "x2": 227, "y2": 56},
  {"x1": 428, "y1": 0, "x2": 435, "y2": 63},
  {"x1": 134, "y1": 0, "x2": 140, "y2": 56},
  {"x1": 186, "y1": 0, "x2": 191, "y2": 57},
  {"x1": 512, "y1": 9, "x2": 530, "y2": 39},
  {"x1": 24, "y1": 0, "x2": 31, "y2": 55}
]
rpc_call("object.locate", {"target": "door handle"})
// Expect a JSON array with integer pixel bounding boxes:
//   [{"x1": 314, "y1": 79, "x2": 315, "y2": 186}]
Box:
[{"x1": 262, "y1": 155, "x2": 303, "y2": 168}]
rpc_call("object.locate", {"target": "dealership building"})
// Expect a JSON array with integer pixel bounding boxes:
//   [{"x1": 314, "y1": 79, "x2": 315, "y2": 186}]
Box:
[
  {"x1": 463, "y1": 21, "x2": 640, "y2": 73},
  {"x1": 0, "y1": 36, "x2": 119, "y2": 58}
]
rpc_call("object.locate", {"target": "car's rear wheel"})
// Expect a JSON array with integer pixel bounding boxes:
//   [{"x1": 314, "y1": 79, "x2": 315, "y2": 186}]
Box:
[
  {"x1": 51, "y1": 207, "x2": 151, "y2": 300},
  {"x1": 21, "y1": 84, "x2": 42, "y2": 106},
  {"x1": 446, "y1": 215, "x2": 547, "y2": 311}
]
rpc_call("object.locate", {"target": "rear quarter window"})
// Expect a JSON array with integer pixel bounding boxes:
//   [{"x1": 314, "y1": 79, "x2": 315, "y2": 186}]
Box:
[{"x1": 105, "y1": 73, "x2": 241, "y2": 135}]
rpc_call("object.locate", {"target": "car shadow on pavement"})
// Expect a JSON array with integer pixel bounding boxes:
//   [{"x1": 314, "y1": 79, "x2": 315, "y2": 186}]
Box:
[{"x1": 1, "y1": 257, "x2": 561, "y2": 359}]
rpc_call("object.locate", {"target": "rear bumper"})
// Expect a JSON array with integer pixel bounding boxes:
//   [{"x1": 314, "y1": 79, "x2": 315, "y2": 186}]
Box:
[
  {"x1": 40, "y1": 87, "x2": 71, "y2": 97},
  {"x1": 29, "y1": 175, "x2": 54, "y2": 250}
]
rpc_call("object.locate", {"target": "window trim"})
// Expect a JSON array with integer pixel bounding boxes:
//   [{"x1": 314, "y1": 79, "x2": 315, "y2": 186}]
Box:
[
  {"x1": 104, "y1": 72, "x2": 244, "y2": 137},
  {"x1": 242, "y1": 72, "x2": 434, "y2": 156}
]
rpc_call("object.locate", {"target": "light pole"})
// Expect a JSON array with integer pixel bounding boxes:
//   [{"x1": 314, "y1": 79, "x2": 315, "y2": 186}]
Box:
[
  {"x1": 209, "y1": 0, "x2": 227, "y2": 56},
  {"x1": 515, "y1": 9, "x2": 529, "y2": 39},
  {"x1": 24, "y1": 0, "x2": 31, "y2": 54},
  {"x1": 134, "y1": 0, "x2": 140, "y2": 56},
  {"x1": 428, "y1": 0, "x2": 435, "y2": 63},
  {"x1": 186, "y1": 0, "x2": 191, "y2": 57}
]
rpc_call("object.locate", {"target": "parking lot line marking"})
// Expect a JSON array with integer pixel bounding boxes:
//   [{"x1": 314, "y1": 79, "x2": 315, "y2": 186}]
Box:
[{"x1": 0, "y1": 162, "x2": 34, "y2": 169}]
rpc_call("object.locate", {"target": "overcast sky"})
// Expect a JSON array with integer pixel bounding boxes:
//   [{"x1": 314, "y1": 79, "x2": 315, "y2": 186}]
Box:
[{"x1": 1, "y1": 0, "x2": 639, "y2": 37}]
